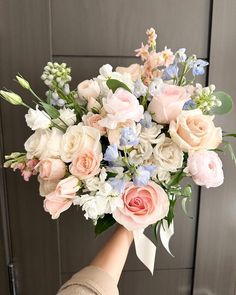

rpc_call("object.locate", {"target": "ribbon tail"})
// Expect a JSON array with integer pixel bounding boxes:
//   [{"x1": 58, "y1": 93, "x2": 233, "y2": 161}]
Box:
[
  {"x1": 133, "y1": 229, "x2": 156, "y2": 275},
  {"x1": 159, "y1": 220, "x2": 175, "y2": 257}
]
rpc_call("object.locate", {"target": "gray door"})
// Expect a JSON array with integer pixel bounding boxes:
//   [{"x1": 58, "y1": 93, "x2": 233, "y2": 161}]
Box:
[{"x1": 0, "y1": 0, "x2": 235, "y2": 294}]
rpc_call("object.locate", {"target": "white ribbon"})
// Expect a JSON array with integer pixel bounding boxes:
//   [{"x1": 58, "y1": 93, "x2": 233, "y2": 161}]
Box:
[
  {"x1": 133, "y1": 229, "x2": 156, "y2": 275},
  {"x1": 159, "y1": 220, "x2": 175, "y2": 257}
]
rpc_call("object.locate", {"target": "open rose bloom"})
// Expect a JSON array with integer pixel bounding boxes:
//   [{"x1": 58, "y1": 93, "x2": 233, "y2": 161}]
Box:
[{"x1": 1, "y1": 28, "x2": 235, "y2": 273}]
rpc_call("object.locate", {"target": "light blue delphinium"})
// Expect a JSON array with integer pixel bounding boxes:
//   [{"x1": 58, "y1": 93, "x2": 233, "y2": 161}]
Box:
[
  {"x1": 120, "y1": 127, "x2": 139, "y2": 147},
  {"x1": 104, "y1": 144, "x2": 119, "y2": 162},
  {"x1": 183, "y1": 99, "x2": 196, "y2": 110},
  {"x1": 148, "y1": 78, "x2": 164, "y2": 97},
  {"x1": 109, "y1": 178, "x2": 126, "y2": 194},
  {"x1": 192, "y1": 59, "x2": 209, "y2": 76},
  {"x1": 163, "y1": 64, "x2": 179, "y2": 80},
  {"x1": 133, "y1": 78, "x2": 148, "y2": 98},
  {"x1": 175, "y1": 48, "x2": 187, "y2": 63},
  {"x1": 133, "y1": 166, "x2": 151, "y2": 186},
  {"x1": 140, "y1": 111, "x2": 152, "y2": 128}
]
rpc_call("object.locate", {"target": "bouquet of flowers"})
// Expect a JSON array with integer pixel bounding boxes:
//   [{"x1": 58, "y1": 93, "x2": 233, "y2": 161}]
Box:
[{"x1": 1, "y1": 28, "x2": 235, "y2": 273}]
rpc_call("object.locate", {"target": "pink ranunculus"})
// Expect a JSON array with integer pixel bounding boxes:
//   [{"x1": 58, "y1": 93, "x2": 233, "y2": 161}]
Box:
[
  {"x1": 99, "y1": 88, "x2": 144, "y2": 129},
  {"x1": 116, "y1": 64, "x2": 141, "y2": 81},
  {"x1": 69, "y1": 151, "x2": 102, "y2": 180},
  {"x1": 77, "y1": 79, "x2": 100, "y2": 100},
  {"x1": 148, "y1": 84, "x2": 190, "y2": 124},
  {"x1": 37, "y1": 158, "x2": 66, "y2": 181},
  {"x1": 82, "y1": 113, "x2": 107, "y2": 135},
  {"x1": 185, "y1": 150, "x2": 224, "y2": 188},
  {"x1": 113, "y1": 181, "x2": 169, "y2": 231},
  {"x1": 44, "y1": 175, "x2": 80, "y2": 219}
]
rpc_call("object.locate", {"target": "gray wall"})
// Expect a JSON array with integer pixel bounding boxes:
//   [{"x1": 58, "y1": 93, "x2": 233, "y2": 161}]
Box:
[{"x1": 0, "y1": 0, "x2": 235, "y2": 294}]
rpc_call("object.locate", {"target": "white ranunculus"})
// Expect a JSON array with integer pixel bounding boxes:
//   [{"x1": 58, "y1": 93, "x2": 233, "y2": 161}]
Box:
[
  {"x1": 153, "y1": 134, "x2": 183, "y2": 172},
  {"x1": 25, "y1": 105, "x2": 51, "y2": 130},
  {"x1": 140, "y1": 123, "x2": 163, "y2": 144},
  {"x1": 24, "y1": 127, "x2": 63, "y2": 160},
  {"x1": 129, "y1": 140, "x2": 153, "y2": 165},
  {"x1": 60, "y1": 123, "x2": 101, "y2": 163},
  {"x1": 53, "y1": 107, "x2": 76, "y2": 127}
]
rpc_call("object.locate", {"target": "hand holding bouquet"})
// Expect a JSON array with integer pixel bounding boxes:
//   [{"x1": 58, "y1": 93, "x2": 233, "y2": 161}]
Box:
[{"x1": 1, "y1": 28, "x2": 235, "y2": 273}]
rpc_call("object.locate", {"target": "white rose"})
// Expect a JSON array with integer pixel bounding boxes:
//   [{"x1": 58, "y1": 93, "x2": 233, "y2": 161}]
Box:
[
  {"x1": 129, "y1": 140, "x2": 153, "y2": 165},
  {"x1": 24, "y1": 128, "x2": 63, "y2": 160},
  {"x1": 140, "y1": 123, "x2": 163, "y2": 144},
  {"x1": 60, "y1": 123, "x2": 101, "y2": 163},
  {"x1": 25, "y1": 105, "x2": 51, "y2": 130},
  {"x1": 153, "y1": 134, "x2": 183, "y2": 172},
  {"x1": 53, "y1": 107, "x2": 76, "y2": 127},
  {"x1": 99, "y1": 64, "x2": 113, "y2": 77}
]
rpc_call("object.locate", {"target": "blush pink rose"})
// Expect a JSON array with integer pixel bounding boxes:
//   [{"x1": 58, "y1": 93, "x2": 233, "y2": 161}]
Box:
[
  {"x1": 37, "y1": 158, "x2": 66, "y2": 180},
  {"x1": 38, "y1": 176, "x2": 59, "y2": 197},
  {"x1": 43, "y1": 175, "x2": 80, "y2": 219},
  {"x1": 116, "y1": 64, "x2": 141, "y2": 81},
  {"x1": 69, "y1": 151, "x2": 102, "y2": 180},
  {"x1": 82, "y1": 113, "x2": 107, "y2": 135},
  {"x1": 185, "y1": 151, "x2": 224, "y2": 188},
  {"x1": 169, "y1": 109, "x2": 222, "y2": 152},
  {"x1": 113, "y1": 181, "x2": 169, "y2": 230},
  {"x1": 99, "y1": 88, "x2": 144, "y2": 129},
  {"x1": 148, "y1": 84, "x2": 190, "y2": 124},
  {"x1": 77, "y1": 79, "x2": 100, "y2": 99}
]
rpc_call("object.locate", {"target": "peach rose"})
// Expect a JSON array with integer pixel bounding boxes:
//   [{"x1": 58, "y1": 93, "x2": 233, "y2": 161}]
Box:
[
  {"x1": 77, "y1": 79, "x2": 100, "y2": 99},
  {"x1": 148, "y1": 84, "x2": 190, "y2": 124},
  {"x1": 116, "y1": 64, "x2": 141, "y2": 81},
  {"x1": 185, "y1": 150, "x2": 224, "y2": 188},
  {"x1": 99, "y1": 88, "x2": 144, "y2": 129},
  {"x1": 44, "y1": 175, "x2": 80, "y2": 219},
  {"x1": 37, "y1": 158, "x2": 66, "y2": 180},
  {"x1": 169, "y1": 109, "x2": 222, "y2": 152},
  {"x1": 113, "y1": 181, "x2": 169, "y2": 230},
  {"x1": 82, "y1": 113, "x2": 106, "y2": 135},
  {"x1": 69, "y1": 151, "x2": 102, "y2": 180}
]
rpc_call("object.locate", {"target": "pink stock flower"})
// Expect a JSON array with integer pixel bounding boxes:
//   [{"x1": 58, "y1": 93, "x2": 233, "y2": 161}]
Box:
[
  {"x1": 185, "y1": 151, "x2": 224, "y2": 188},
  {"x1": 148, "y1": 84, "x2": 190, "y2": 124},
  {"x1": 69, "y1": 151, "x2": 102, "y2": 180},
  {"x1": 37, "y1": 158, "x2": 66, "y2": 181},
  {"x1": 157, "y1": 47, "x2": 175, "y2": 67},
  {"x1": 116, "y1": 64, "x2": 141, "y2": 81},
  {"x1": 44, "y1": 176, "x2": 80, "y2": 219},
  {"x1": 99, "y1": 88, "x2": 144, "y2": 129},
  {"x1": 135, "y1": 43, "x2": 150, "y2": 61},
  {"x1": 113, "y1": 181, "x2": 169, "y2": 231}
]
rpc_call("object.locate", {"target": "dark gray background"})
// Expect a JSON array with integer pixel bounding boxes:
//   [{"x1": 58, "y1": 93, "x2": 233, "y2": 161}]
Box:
[{"x1": 0, "y1": 0, "x2": 235, "y2": 294}]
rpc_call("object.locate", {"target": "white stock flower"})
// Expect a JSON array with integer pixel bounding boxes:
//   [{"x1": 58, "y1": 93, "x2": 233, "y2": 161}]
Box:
[
  {"x1": 153, "y1": 134, "x2": 184, "y2": 172},
  {"x1": 78, "y1": 194, "x2": 108, "y2": 220},
  {"x1": 60, "y1": 123, "x2": 101, "y2": 163},
  {"x1": 24, "y1": 127, "x2": 63, "y2": 160},
  {"x1": 25, "y1": 105, "x2": 51, "y2": 130},
  {"x1": 140, "y1": 123, "x2": 163, "y2": 144},
  {"x1": 53, "y1": 107, "x2": 76, "y2": 127},
  {"x1": 84, "y1": 168, "x2": 107, "y2": 192}
]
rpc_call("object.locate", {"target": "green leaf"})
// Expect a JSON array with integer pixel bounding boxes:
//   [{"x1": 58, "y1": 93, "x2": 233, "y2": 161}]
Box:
[
  {"x1": 106, "y1": 79, "x2": 131, "y2": 93},
  {"x1": 106, "y1": 171, "x2": 118, "y2": 179},
  {"x1": 223, "y1": 133, "x2": 236, "y2": 138},
  {"x1": 152, "y1": 221, "x2": 161, "y2": 241},
  {"x1": 165, "y1": 198, "x2": 177, "y2": 226},
  {"x1": 167, "y1": 171, "x2": 186, "y2": 187},
  {"x1": 211, "y1": 91, "x2": 233, "y2": 115},
  {"x1": 95, "y1": 214, "x2": 116, "y2": 236},
  {"x1": 40, "y1": 102, "x2": 60, "y2": 119},
  {"x1": 224, "y1": 141, "x2": 236, "y2": 166}
]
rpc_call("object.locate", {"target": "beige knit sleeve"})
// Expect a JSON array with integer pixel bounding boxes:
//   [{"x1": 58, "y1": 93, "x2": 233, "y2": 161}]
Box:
[{"x1": 57, "y1": 266, "x2": 119, "y2": 295}]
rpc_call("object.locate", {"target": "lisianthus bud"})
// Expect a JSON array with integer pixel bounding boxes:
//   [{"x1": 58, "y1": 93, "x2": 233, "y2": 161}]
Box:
[
  {"x1": 16, "y1": 76, "x2": 31, "y2": 90},
  {"x1": 0, "y1": 90, "x2": 23, "y2": 105}
]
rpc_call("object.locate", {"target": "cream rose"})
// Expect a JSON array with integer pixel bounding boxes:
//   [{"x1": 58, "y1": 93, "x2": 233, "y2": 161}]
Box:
[
  {"x1": 116, "y1": 64, "x2": 141, "y2": 81},
  {"x1": 60, "y1": 123, "x2": 101, "y2": 162},
  {"x1": 24, "y1": 128, "x2": 63, "y2": 160},
  {"x1": 77, "y1": 79, "x2": 100, "y2": 99},
  {"x1": 153, "y1": 134, "x2": 184, "y2": 172},
  {"x1": 169, "y1": 109, "x2": 222, "y2": 151}
]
